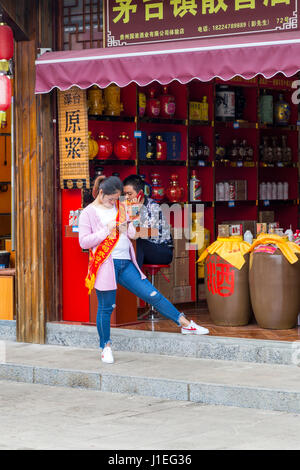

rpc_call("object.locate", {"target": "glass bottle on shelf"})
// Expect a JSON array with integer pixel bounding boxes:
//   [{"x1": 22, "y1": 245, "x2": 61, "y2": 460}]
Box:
[
  {"x1": 281, "y1": 135, "x2": 292, "y2": 164},
  {"x1": 228, "y1": 139, "x2": 239, "y2": 162},
  {"x1": 244, "y1": 139, "x2": 254, "y2": 162},
  {"x1": 274, "y1": 93, "x2": 291, "y2": 126},
  {"x1": 146, "y1": 135, "x2": 156, "y2": 160},
  {"x1": 271, "y1": 136, "x2": 279, "y2": 163},
  {"x1": 189, "y1": 142, "x2": 196, "y2": 160},
  {"x1": 215, "y1": 134, "x2": 226, "y2": 161},
  {"x1": 235, "y1": 87, "x2": 246, "y2": 121},
  {"x1": 196, "y1": 136, "x2": 204, "y2": 160},
  {"x1": 156, "y1": 135, "x2": 167, "y2": 160},
  {"x1": 237, "y1": 140, "x2": 246, "y2": 161},
  {"x1": 201, "y1": 96, "x2": 209, "y2": 121},
  {"x1": 160, "y1": 85, "x2": 176, "y2": 118},
  {"x1": 259, "y1": 89, "x2": 273, "y2": 125},
  {"x1": 203, "y1": 141, "x2": 210, "y2": 160}
]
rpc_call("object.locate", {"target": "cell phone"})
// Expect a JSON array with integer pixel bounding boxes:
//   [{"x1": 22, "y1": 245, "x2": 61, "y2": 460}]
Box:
[{"x1": 136, "y1": 190, "x2": 144, "y2": 202}]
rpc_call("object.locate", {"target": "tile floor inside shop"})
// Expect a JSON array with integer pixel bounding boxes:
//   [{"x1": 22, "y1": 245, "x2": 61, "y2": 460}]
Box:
[{"x1": 120, "y1": 301, "x2": 300, "y2": 342}]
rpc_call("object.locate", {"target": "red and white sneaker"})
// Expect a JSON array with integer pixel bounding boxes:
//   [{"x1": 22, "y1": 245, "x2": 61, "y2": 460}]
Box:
[
  {"x1": 181, "y1": 320, "x2": 209, "y2": 336},
  {"x1": 101, "y1": 346, "x2": 114, "y2": 364}
]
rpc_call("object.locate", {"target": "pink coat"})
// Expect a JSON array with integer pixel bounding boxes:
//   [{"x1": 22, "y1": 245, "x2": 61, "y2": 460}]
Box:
[{"x1": 78, "y1": 203, "x2": 146, "y2": 291}]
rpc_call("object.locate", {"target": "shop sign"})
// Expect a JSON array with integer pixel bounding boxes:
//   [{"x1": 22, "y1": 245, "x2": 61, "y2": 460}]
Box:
[
  {"x1": 58, "y1": 87, "x2": 90, "y2": 190},
  {"x1": 104, "y1": 0, "x2": 298, "y2": 47}
]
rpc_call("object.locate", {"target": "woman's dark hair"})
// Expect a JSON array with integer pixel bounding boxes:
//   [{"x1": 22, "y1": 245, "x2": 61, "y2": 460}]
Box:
[
  {"x1": 123, "y1": 174, "x2": 144, "y2": 193},
  {"x1": 92, "y1": 175, "x2": 123, "y2": 199}
]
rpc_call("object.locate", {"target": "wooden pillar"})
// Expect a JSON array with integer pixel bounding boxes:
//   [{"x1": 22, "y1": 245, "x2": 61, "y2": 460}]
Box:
[{"x1": 13, "y1": 0, "x2": 55, "y2": 343}]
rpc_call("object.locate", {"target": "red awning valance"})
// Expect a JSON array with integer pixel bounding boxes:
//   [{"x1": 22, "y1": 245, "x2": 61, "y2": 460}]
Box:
[{"x1": 35, "y1": 31, "x2": 300, "y2": 94}]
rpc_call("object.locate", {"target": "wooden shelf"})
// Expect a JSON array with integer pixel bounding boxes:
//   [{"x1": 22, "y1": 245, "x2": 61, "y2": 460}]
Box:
[
  {"x1": 139, "y1": 116, "x2": 187, "y2": 126},
  {"x1": 138, "y1": 160, "x2": 186, "y2": 166},
  {"x1": 88, "y1": 115, "x2": 135, "y2": 122}
]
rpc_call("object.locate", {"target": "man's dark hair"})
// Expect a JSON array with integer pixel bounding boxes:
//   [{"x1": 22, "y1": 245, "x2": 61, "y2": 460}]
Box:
[{"x1": 123, "y1": 175, "x2": 144, "y2": 193}]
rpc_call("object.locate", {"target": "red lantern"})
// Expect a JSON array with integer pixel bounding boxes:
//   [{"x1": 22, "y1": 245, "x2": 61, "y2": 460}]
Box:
[
  {"x1": 0, "y1": 74, "x2": 11, "y2": 128},
  {"x1": 0, "y1": 23, "x2": 13, "y2": 72}
]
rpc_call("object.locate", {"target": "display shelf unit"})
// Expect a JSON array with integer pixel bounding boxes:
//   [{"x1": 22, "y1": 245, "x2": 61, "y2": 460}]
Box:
[{"x1": 61, "y1": 73, "x2": 299, "y2": 319}]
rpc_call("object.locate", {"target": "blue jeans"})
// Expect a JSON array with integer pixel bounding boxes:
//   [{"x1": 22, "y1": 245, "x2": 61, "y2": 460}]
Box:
[{"x1": 95, "y1": 259, "x2": 184, "y2": 349}]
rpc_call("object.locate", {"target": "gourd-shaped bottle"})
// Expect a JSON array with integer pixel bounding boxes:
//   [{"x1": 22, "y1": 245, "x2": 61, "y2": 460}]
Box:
[
  {"x1": 166, "y1": 174, "x2": 184, "y2": 203},
  {"x1": 150, "y1": 173, "x2": 165, "y2": 202}
]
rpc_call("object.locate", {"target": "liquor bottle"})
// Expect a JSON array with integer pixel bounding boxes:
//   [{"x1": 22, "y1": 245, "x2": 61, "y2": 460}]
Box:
[
  {"x1": 156, "y1": 135, "x2": 167, "y2": 160},
  {"x1": 203, "y1": 141, "x2": 210, "y2": 160},
  {"x1": 215, "y1": 85, "x2": 235, "y2": 121},
  {"x1": 196, "y1": 136, "x2": 204, "y2": 160},
  {"x1": 243, "y1": 140, "x2": 254, "y2": 162},
  {"x1": 259, "y1": 89, "x2": 273, "y2": 125},
  {"x1": 228, "y1": 139, "x2": 239, "y2": 162},
  {"x1": 146, "y1": 135, "x2": 156, "y2": 159},
  {"x1": 215, "y1": 134, "x2": 225, "y2": 161},
  {"x1": 190, "y1": 170, "x2": 202, "y2": 201},
  {"x1": 235, "y1": 87, "x2": 246, "y2": 120},
  {"x1": 160, "y1": 85, "x2": 176, "y2": 118},
  {"x1": 274, "y1": 93, "x2": 291, "y2": 126},
  {"x1": 281, "y1": 135, "x2": 292, "y2": 163},
  {"x1": 189, "y1": 142, "x2": 196, "y2": 159},
  {"x1": 237, "y1": 140, "x2": 246, "y2": 161},
  {"x1": 201, "y1": 96, "x2": 209, "y2": 121},
  {"x1": 139, "y1": 174, "x2": 152, "y2": 198}
]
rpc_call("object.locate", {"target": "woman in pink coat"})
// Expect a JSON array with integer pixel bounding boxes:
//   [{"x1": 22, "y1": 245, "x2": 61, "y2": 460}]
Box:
[{"x1": 79, "y1": 175, "x2": 209, "y2": 363}]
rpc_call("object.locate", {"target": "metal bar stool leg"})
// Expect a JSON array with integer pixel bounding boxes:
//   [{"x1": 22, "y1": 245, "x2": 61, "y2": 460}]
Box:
[{"x1": 138, "y1": 269, "x2": 162, "y2": 322}]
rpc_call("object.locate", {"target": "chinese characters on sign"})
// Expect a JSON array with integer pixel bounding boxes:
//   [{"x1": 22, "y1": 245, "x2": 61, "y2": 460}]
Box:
[
  {"x1": 206, "y1": 256, "x2": 235, "y2": 297},
  {"x1": 58, "y1": 87, "x2": 90, "y2": 190},
  {"x1": 104, "y1": 0, "x2": 298, "y2": 46}
]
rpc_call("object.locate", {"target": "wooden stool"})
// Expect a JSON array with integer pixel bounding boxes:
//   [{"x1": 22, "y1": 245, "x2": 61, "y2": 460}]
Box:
[{"x1": 139, "y1": 264, "x2": 170, "y2": 322}]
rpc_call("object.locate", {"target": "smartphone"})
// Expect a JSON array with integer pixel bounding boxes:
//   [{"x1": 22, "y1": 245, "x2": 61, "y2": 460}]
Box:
[{"x1": 136, "y1": 190, "x2": 144, "y2": 203}]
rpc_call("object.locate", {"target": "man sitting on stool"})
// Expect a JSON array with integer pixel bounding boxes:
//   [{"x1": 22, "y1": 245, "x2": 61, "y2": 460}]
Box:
[{"x1": 123, "y1": 175, "x2": 174, "y2": 268}]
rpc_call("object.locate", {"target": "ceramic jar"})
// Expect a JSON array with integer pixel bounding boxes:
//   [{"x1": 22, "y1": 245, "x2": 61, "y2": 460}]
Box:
[
  {"x1": 114, "y1": 132, "x2": 134, "y2": 160},
  {"x1": 96, "y1": 132, "x2": 113, "y2": 159},
  {"x1": 87, "y1": 86, "x2": 104, "y2": 115},
  {"x1": 104, "y1": 84, "x2": 124, "y2": 116}
]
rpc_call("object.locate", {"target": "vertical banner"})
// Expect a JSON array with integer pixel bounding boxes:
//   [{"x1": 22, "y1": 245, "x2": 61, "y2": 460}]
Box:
[{"x1": 58, "y1": 87, "x2": 90, "y2": 189}]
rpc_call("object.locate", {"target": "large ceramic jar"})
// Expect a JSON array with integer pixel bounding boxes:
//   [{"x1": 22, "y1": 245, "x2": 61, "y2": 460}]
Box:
[
  {"x1": 87, "y1": 86, "x2": 104, "y2": 115},
  {"x1": 204, "y1": 254, "x2": 251, "y2": 326},
  {"x1": 114, "y1": 132, "x2": 133, "y2": 160},
  {"x1": 166, "y1": 174, "x2": 184, "y2": 203},
  {"x1": 96, "y1": 132, "x2": 112, "y2": 159},
  {"x1": 249, "y1": 249, "x2": 300, "y2": 329}
]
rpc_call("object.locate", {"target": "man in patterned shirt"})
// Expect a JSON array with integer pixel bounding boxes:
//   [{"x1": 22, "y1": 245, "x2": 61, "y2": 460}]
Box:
[{"x1": 123, "y1": 175, "x2": 174, "y2": 268}]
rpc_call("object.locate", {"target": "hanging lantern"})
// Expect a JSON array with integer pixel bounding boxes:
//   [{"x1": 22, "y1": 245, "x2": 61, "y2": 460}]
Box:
[
  {"x1": 0, "y1": 23, "x2": 13, "y2": 73},
  {"x1": 0, "y1": 74, "x2": 11, "y2": 127}
]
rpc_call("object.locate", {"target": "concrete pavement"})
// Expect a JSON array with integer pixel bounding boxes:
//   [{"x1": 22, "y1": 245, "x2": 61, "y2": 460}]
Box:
[{"x1": 0, "y1": 380, "x2": 300, "y2": 450}]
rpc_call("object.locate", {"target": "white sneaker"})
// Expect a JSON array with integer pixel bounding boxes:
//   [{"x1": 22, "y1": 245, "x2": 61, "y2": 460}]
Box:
[
  {"x1": 101, "y1": 346, "x2": 114, "y2": 363},
  {"x1": 181, "y1": 320, "x2": 209, "y2": 336}
]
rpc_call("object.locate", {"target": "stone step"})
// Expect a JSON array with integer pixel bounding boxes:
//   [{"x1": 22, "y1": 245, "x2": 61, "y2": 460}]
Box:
[
  {"x1": 0, "y1": 320, "x2": 299, "y2": 366},
  {"x1": 1, "y1": 341, "x2": 300, "y2": 414}
]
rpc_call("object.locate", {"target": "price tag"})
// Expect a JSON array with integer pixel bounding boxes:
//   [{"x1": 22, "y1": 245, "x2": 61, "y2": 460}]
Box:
[
  {"x1": 233, "y1": 122, "x2": 240, "y2": 129},
  {"x1": 134, "y1": 131, "x2": 142, "y2": 139},
  {"x1": 277, "y1": 162, "x2": 284, "y2": 167},
  {"x1": 228, "y1": 201, "x2": 235, "y2": 207},
  {"x1": 197, "y1": 160, "x2": 205, "y2": 167},
  {"x1": 237, "y1": 161, "x2": 243, "y2": 167},
  {"x1": 72, "y1": 226, "x2": 79, "y2": 232},
  {"x1": 263, "y1": 200, "x2": 270, "y2": 206}
]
